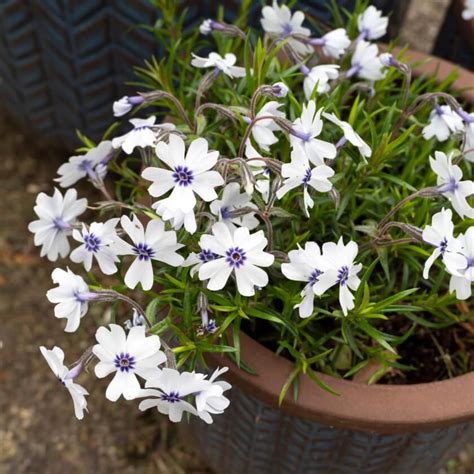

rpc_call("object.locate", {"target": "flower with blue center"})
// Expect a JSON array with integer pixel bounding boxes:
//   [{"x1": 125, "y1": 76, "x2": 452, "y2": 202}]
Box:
[
  {"x1": 191, "y1": 52, "x2": 246, "y2": 79},
  {"x1": 138, "y1": 367, "x2": 230, "y2": 424},
  {"x1": 197, "y1": 222, "x2": 274, "y2": 297},
  {"x1": 430, "y1": 151, "x2": 474, "y2": 218},
  {"x1": 422, "y1": 208, "x2": 465, "y2": 279},
  {"x1": 282, "y1": 242, "x2": 324, "y2": 318},
  {"x1": 448, "y1": 227, "x2": 474, "y2": 300},
  {"x1": 93, "y1": 324, "x2": 166, "y2": 402},
  {"x1": 422, "y1": 105, "x2": 464, "y2": 142},
  {"x1": 55, "y1": 141, "x2": 113, "y2": 188},
  {"x1": 28, "y1": 188, "x2": 88, "y2": 262},
  {"x1": 312, "y1": 238, "x2": 363, "y2": 316},
  {"x1": 112, "y1": 116, "x2": 157, "y2": 154},
  {"x1": 142, "y1": 134, "x2": 224, "y2": 215},
  {"x1": 357, "y1": 6, "x2": 388, "y2": 41},
  {"x1": 210, "y1": 182, "x2": 259, "y2": 230},
  {"x1": 46, "y1": 268, "x2": 97, "y2": 332},
  {"x1": 260, "y1": 1, "x2": 312, "y2": 57},
  {"x1": 113, "y1": 214, "x2": 184, "y2": 291},
  {"x1": 289, "y1": 100, "x2": 337, "y2": 166},
  {"x1": 70, "y1": 219, "x2": 120, "y2": 275},
  {"x1": 40, "y1": 346, "x2": 89, "y2": 420},
  {"x1": 276, "y1": 144, "x2": 334, "y2": 217}
]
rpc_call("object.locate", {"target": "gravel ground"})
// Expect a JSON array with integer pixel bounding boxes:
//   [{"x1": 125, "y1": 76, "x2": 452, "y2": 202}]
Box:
[{"x1": 0, "y1": 40, "x2": 474, "y2": 471}]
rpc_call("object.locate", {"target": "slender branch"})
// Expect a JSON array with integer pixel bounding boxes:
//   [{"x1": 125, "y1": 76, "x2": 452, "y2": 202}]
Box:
[{"x1": 140, "y1": 91, "x2": 193, "y2": 130}]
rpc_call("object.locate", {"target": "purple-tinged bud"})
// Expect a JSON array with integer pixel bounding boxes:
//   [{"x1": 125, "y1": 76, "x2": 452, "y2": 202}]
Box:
[
  {"x1": 113, "y1": 95, "x2": 144, "y2": 117},
  {"x1": 308, "y1": 37, "x2": 326, "y2": 47},
  {"x1": 380, "y1": 53, "x2": 399, "y2": 68},
  {"x1": 336, "y1": 136, "x2": 347, "y2": 149},
  {"x1": 272, "y1": 82, "x2": 288, "y2": 98}
]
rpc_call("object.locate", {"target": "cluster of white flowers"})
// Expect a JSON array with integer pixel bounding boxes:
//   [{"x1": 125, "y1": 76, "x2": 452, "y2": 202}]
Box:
[{"x1": 31, "y1": 2, "x2": 474, "y2": 423}]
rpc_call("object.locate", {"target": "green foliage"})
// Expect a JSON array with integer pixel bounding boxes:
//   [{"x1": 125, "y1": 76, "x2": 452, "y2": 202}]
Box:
[{"x1": 97, "y1": 0, "x2": 474, "y2": 397}]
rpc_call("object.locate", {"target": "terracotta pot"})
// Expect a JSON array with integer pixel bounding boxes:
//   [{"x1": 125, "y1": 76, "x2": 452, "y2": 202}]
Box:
[{"x1": 189, "y1": 50, "x2": 474, "y2": 473}]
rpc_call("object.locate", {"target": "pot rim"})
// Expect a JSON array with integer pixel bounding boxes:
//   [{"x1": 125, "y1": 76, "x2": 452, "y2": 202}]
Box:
[{"x1": 207, "y1": 49, "x2": 474, "y2": 434}]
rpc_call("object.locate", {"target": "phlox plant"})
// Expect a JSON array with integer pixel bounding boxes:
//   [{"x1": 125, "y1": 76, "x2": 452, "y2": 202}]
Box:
[{"x1": 30, "y1": 0, "x2": 474, "y2": 421}]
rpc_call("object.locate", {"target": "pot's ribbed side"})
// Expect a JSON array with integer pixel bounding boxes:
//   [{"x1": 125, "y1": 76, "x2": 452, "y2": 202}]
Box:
[{"x1": 191, "y1": 386, "x2": 474, "y2": 474}]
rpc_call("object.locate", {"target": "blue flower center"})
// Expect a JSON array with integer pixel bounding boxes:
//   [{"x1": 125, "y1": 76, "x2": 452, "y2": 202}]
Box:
[
  {"x1": 225, "y1": 247, "x2": 246, "y2": 268},
  {"x1": 198, "y1": 249, "x2": 219, "y2": 263},
  {"x1": 337, "y1": 265, "x2": 349, "y2": 286},
  {"x1": 308, "y1": 269, "x2": 322, "y2": 286},
  {"x1": 282, "y1": 23, "x2": 293, "y2": 36},
  {"x1": 79, "y1": 159, "x2": 93, "y2": 172},
  {"x1": 173, "y1": 165, "x2": 194, "y2": 186},
  {"x1": 114, "y1": 353, "x2": 136, "y2": 372},
  {"x1": 302, "y1": 168, "x2": 312, "y2": 185},
  {"x1": 467, "y1": 257, "x2": 474, "y2": 268},
  {"x1": 83, "y1": 233, "x2": 101, "y2": 253},
  {"x1": 220, "y1": 206, "x2": 232, "y2": 219},
  {"x1": 132, "y1": 242, "x2": 155, "y2": 261},
  {"x1": 161, "y1": 391, "x2": 182, "y2": 403},
  {"x1": 439, "y1": 237, "x2": 448, "y2": 254},
  {"x1": 441, "y1": 177, "x2": 459, "y2": 193}
]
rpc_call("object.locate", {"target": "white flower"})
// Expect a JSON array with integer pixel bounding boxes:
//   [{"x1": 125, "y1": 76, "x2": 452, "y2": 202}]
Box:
[
  {"x1": 261, "y1": 1, "x2": 312, "y2": 57},
  {"x1": 191, "y1": 52, "x2": 246, "y2": 78},
  {"x1": 210, "y1": 183, "x2": 259, "y2": 230},
  {"x1": 312, "y1": 238, "x2": 362, "y2": 316},
  {"x1": 422, "y1": 208, "x2": 465, "y2": 278},
  {"x1": 276, "y1": 144, "x2": 334, "y2": 217},
  {"x1": 113, "y1": 215, "x2": 184, "y2": 291},
  {"x1": 40, "y1": 346, "x2": 88, "y2": 420},
  {"x1": 323, "y1": 112, "x2": 372, "y2": 158},
  {"x1": 143, "y1": 135, "x2": 224, "y2": 213},
  {"x1": 70, "y1": 219, "x2": 120, "y2": 274},
  {"x1": 357, "y1": 5, "x2": 388, "y2": 40},
  {"x1": 250, "y1": 101, "x2": 285, "y2": 152},
  {"x1": 46, "y1": 268, "x2": 96, "y2": 332},
  {"x1": 198, "y1": 222, "x2": 274, "y2": 296},
  {"x1": 302, "y1": 64, "x2": 339, "y2": 99},
  {"x1": 462, "y1": 112, "x2": 474, "y2": 162},
  {"x1": 430, "y1": 151, "x2": 474, "y2": 218},
  {"x1": 152, "y1": 201, "x2": 197, "y2": 234},
  {"x1": 93, "y1": 324, "x2": 166, "y2": 401},
  {"x1": 349, "y1": 41, "x2": 385, "y2": 81},
  {"x1": 245, "y1": 142, "x2": 271, "y2": 202},
  {"x1": 422, "y1": 105, "x2": 464, "y2": 142},
  {"x1": 448, "y1": 228, "x2": 474, "y2": 300},
  {"x1": 290, "y1": 100, "x2": 337, "y2": 165},
  {"x1": 199, "y1": 19, "x2": 213, "y2": 35},
  {"x1": 56, "y1": 141, "x2": 113, "y2": 188},
  {"x1": 138, "y1": 368, "x2": 209, "y2": 422},
  {"x1": 317, "y1": 28, "x2": 350, "y2": 59},
  {"x1": 195, "y1": 367, "x2": 231, "y2": 424},
  {"x1": 462, "y1": 0, "x2": 474, "y2": 20},
  {"x1": 112, "y1": 116, "x2": 157, "y2": 154},
  {"x1": 28, "y1": 188, "x2": 88, "y2": 261},
  {"x1": 113, "y1": 95, "x2": 145, "y2": 117},
  {"x1": 281, "y1": 242, "x2": 323, "y2": 318}
]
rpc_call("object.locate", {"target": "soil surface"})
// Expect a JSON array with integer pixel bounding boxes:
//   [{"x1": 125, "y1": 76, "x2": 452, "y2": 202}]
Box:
[{"x1": 0, "y1": 109, "x2": 472, "y2": 473}]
